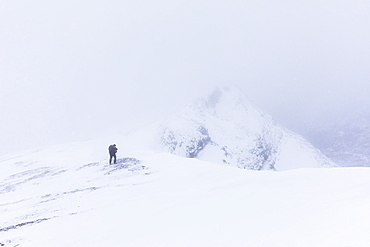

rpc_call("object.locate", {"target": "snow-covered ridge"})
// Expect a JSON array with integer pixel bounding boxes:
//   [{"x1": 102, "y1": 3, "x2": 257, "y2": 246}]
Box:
[{"x1": 154, "y1": 86, "x2": 335, "y2": 170}]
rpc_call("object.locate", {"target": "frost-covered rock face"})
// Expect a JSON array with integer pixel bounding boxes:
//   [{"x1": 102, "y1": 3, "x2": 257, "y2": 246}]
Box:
[{"x1": 157, "y1": 86, "x2": 335, "y2": 171}]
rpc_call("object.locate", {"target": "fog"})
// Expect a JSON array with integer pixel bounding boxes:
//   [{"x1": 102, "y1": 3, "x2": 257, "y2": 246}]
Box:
[{"x1": 1, "y1": 1, "x2": 369, "y2": 155}]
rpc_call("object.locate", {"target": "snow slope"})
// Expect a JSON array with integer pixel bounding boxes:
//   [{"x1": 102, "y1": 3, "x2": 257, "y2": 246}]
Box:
[
  {"x1": 1, "y1": 141, "x2": 369, "y2": 247},
  {"x1": 150, "y1": 86, "x2": 335, "y2": 170}
]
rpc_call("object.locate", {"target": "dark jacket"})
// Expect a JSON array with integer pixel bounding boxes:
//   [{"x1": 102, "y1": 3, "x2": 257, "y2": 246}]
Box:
[{"x1": 108, "y1": 145, "x2": 118, "y2": 155}]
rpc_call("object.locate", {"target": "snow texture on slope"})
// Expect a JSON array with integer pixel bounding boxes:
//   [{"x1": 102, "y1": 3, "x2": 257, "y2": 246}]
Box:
[
  {"x1": 0, "y1": 144, "x2": 147, "y2": 247},
  {"x1": 1, "y1": 148, "x2": 369, "y2": 247}
]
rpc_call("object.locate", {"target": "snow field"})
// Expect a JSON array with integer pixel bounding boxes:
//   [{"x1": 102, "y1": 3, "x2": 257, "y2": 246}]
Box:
[{"x1": 1, "y1": 149, "x2": 370, "y2": 247}]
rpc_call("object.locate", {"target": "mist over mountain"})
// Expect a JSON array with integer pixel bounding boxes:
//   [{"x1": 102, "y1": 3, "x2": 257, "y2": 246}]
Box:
[
  {"x1": 0, "y1": 99, "x2": 367, "y2": 246},
  {"x1": 1, "y1": 1, "x2": 370, "y2": 158},
  {"x1": 1, "y1": 89, "x2": 367, "y2": 247},
  {"x1": 131, "y1": 86, "x2": 335, "y2": 170},
  {"x1": 1, "y1": 1, "x2": 370, "y2": 245},
  {"x1": 305, "y1": 108, "x2": 370, "y2": 167}
]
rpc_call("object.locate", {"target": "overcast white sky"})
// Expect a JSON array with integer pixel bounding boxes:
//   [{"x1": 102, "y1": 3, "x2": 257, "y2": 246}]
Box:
[{"x1": 1, "y1": 0, "x2": 369, "y2": 155}]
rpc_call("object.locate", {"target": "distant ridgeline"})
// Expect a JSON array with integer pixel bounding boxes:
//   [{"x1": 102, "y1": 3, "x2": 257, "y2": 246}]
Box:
[{"x1": 307, "y1": 110, "x2": 370, "y2": 167}]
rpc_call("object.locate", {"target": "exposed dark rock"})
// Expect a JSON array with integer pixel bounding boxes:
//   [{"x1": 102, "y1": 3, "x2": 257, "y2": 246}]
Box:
[{"x1": 0, "y1": 218, "x2": 51, "y2": 232}]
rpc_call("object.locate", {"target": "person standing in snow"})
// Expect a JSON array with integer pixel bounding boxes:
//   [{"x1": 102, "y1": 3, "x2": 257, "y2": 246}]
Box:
[{"x1": 108, "y1": 144, "x2": 118, "y2": 164}]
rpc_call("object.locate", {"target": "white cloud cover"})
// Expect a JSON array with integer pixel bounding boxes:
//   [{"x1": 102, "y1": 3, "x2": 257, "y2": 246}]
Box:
[{"x1": 1, "y1": 1, "x2": 369, "y2": 154}]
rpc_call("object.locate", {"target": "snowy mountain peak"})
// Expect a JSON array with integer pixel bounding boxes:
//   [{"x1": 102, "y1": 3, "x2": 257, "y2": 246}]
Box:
[
  {"x1": 196, "y1": 85, "x2": 249, "y2": 112},
  {"x1": 188, "y1": 85, "x2": 261, "y2": 124},
  {"x1": 154, "y1": 85, "x2": 335, "y2": 170}
]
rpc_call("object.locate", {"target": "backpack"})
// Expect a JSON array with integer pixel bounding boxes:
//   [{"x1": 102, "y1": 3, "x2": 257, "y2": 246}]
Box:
[{"x1": 108, "y1": 145, "x2": 116, "y2": 154}]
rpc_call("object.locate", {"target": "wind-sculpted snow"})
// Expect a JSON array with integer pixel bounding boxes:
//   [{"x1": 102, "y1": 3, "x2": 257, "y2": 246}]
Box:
[
  {"x1": 0, "y1": 218, "x2": 52, "y2": 233},
  {"x1": 0, "y1": 167, "x2": 57, "y2": 194},
  {"x1": 155, "y1": 86, "x2": 335, "y2": 170},
  {"x1": 0, "y1": 153, "x2": 146, "y2": 245}
]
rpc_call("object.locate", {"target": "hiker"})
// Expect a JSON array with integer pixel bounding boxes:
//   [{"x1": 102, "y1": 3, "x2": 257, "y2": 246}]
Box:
[{"x1": 108, "y1": 144, "x2": 118, "y2": 164}]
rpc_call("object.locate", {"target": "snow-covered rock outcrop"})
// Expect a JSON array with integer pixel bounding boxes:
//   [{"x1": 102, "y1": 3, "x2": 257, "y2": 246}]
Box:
[{"x1": 154, "y1": 86, "x2": 335, "y2": 170}]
